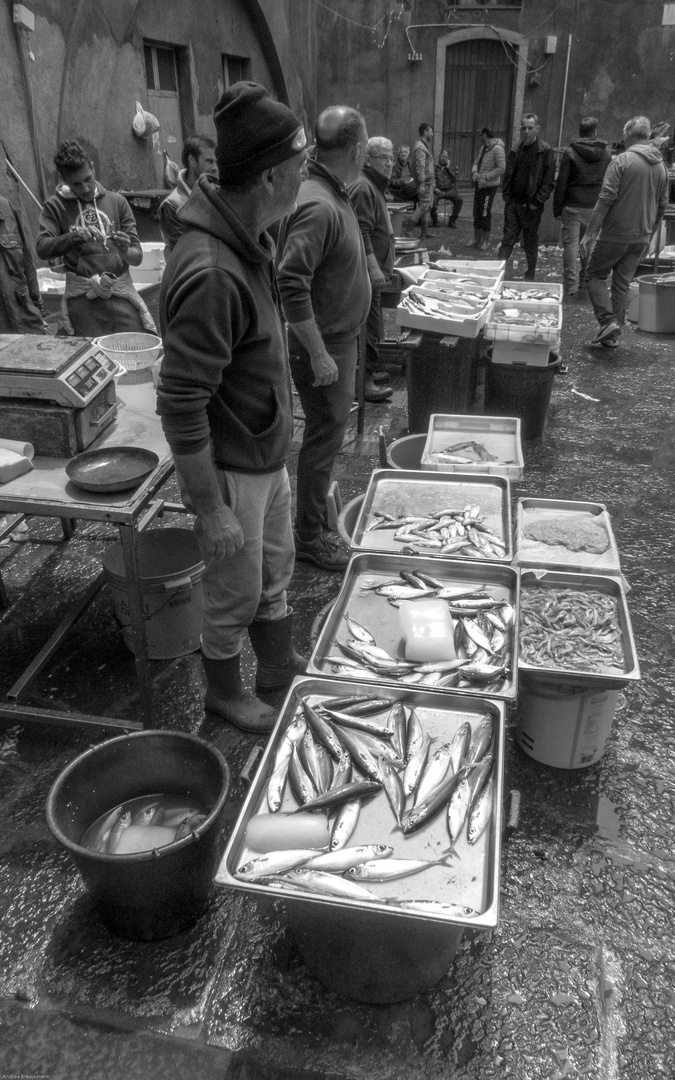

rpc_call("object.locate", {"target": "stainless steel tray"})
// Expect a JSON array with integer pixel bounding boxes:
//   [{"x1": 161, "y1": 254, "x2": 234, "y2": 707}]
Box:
[
  {"x1": 308, "y1": 552, "x2": 520, "y2": 700},
  {"x1": 515, "y1": 498, "x2": 621, "y2": 575},
  {"x1": 518, "y1": 568, "x2": 640, "y2": 688},
  {"x1": 215, "y1": 677, "x2": 505, "y2": 930},
  {"x1": 350, "y1": 469, "x2": 513, "y2": 563}
]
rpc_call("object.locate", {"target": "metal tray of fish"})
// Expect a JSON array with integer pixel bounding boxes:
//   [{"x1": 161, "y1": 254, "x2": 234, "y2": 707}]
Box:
[
  {"x1": 349, "y1": 470, "x2": 513, "y2": 562},
  {"x1": 514, "y1": 498, "x2": 621, "y2": 575},
  {"x1": 308, "y1": 552, "x2": 519, "y2": 700},
  {"x1": 215, "y1": 677, "x2": 505, "y2": 930},
  {"x1": 421, "y1": 414, "x2": 524, "y2": 480},
  {"x1": 518, "y1": 568, "x2": 640, "y2": 688}
]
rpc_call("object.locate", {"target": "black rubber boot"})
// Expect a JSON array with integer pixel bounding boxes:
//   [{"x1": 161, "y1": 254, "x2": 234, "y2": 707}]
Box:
[
  {"x1": 202, "y1": 654, "x2": 277, "y2": 733},
  {"x1": 248, "y1": 610, "x2": 308, "y2": 694}
]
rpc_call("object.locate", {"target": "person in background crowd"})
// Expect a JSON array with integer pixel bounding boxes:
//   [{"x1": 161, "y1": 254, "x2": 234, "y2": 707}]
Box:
[
  {"x1": 349, "y1": 135, "x2": 395, "y2": 403},
  {"x1": 469, "y1": 126, "x2": 505, "y2": 250},
  {"x1": 157, "y1": 82, "x2": 308, "y2": 733},
  {"x1": 580, "y1": 115, "x2": 668, "y2": 349},
  {"x1": 404, "y1": 123, "x2": 435, "y2": 241},
  {"x1": 37, "y1": 141, "x2": 155, "y2": 336},
  {"x1": 277, "y1": 106, "x2": 371, "y2": 572},
  {"x1": 553, "y1": 117, "x2": 611, "y2": 298},
  {"x1": 388, "y1": 145, "x2": 417, "y2": 202},
  {"x1": 0, "y1": 195, "x2": 47, "y2": 333},
  {"x1": 431, "y1": 149, "x2": 463, "y2": 229},
  {"x1": 497, "y1": 114, "x2": 555, "y2": 280},
  {"x1": 159, "y1": 134, "x2": 217, "y2": 254}
]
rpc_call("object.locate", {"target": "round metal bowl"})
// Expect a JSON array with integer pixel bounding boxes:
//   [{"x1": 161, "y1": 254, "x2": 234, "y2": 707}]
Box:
[
  {"x1": 394, "y1": 237, "x2": 420, "y2": 251},
  {"x1": 65, "y1": 446, "x2": 159, "y2": 493}
]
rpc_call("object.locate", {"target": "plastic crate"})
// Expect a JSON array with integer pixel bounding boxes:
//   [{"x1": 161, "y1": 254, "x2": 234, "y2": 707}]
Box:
[
  {"x1": 499, "y1": 281, "x2": 563, "y2": 302},
  {"x1": 422, "y1": 414, "x2": 524, "y2": 479},
  {"x1": 485, "y1": 300, "x2": 562, "y2": 345},
  {"x1": 396, "y1": 286, "x2": 494, "y2": 338}
]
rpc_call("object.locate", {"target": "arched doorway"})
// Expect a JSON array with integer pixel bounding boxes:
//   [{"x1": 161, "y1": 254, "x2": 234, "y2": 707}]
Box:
[{"x1": 434, "y1": 28, "x2": 528, "y2": 184}]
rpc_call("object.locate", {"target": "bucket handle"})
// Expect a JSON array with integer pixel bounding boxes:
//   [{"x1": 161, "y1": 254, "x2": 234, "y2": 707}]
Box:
[
  {"x1": 502, "y1": 789, "x2": 521, "y2": 844},
  {"x1": 161, "y1": 574, "x2": 195, "y2": 593}
]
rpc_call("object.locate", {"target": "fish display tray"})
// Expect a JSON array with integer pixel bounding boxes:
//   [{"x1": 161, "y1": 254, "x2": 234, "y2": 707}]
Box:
[
  {"x1": 421, "y1": 415, "x2": 524, "y2": 480},
  {"x1": 215, "y1": 676, "x2": 505, "y2": 930},
  {"x1": 518, "y1": 568, "x2": 640, "y2": 689},
  {"x1": 499, "y1": 281, "x2": 563, "y2": 302},
  {"x1": 349, "y1": 469, "x2": 513, "y2": 562},
  {"x1": 484, "y1": 300, "x2": 562, "y2": 345},
  {"x1": 396, "y1": 286, "x2": 494, "y2": 339},
  {"x1": 431, "y1": 260, "x2": 506, "y2": 291},
  {"x1": 515, "y1": 499, "x2": 621, "y2": 575},
  {"x1": 308, "y1": 553, "x2": 519, "y2": 700}
]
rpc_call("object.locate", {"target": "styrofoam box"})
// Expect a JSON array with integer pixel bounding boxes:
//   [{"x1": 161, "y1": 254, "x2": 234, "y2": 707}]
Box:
[
  {"x1": 422, "y1": 413, "x2": 524, "y2": 479},
  {"x1": 499, "y1": 280, "x2": 563, "y2": 302},
  {"x1": 484, "y1": 300, "x2": 562, "y2": 345},
  {"x1": 130, "y1": 266, "x2": 163, "y2": 284},
  {"x1": 416, "y1": 274, "x2": 494, "y2": 302},
  {"x1": 139, "y1": 242, "x2": 166, "y2": 269},
  {"x1": 396, "y1": 286, "x2": 495, "y2": 338}
]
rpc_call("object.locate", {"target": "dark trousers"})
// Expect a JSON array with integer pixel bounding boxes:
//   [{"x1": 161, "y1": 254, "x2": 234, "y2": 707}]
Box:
[
  {"x1": 497, "y1": 201, "x2": 543, "y2": 277},
  {"x1": 432, "y1": 189, "x2": 463, "y2": 223},
  {"x1": 586, "y1": 240, "x2": 646, "y2": 327},
  {"x1": 365, "y1": 290, "x2": 382, "y2": 375},
  {"x1": 473, "y1": 187, "x2": 497, "y2": 233},
  {"x1": 289, "y1": 339, "x2": 358, "y2": 540}
]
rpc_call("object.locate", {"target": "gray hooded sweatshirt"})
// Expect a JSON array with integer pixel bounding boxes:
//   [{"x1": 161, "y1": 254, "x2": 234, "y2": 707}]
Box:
[{"x1": 596, "y1": 142, "x2": 668, "y2": 244}]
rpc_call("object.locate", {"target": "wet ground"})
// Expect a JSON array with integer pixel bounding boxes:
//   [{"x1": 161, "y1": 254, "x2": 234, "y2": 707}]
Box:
[{"x1": 1, "y1": 209, "x2": 675, "y2": 1079}]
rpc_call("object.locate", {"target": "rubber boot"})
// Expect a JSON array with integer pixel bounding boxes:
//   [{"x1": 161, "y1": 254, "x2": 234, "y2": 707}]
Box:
[
  {"x1": 202, "y1": 653, "x2": 277, "y2": 733},
  {"x1": 468, "y1": 229, "x2": 481, "y2": 248},
  {"x1": 477, "y1": 230, "x2": 490, "y2": 251},
  {"x1": 248, "y1": 609, "x2": 308, "y2": 695}
]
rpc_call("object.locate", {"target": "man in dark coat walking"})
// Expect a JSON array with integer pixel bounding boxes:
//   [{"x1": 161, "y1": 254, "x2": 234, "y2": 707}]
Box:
[{"x1": 497, "y1": 114, "x2": 555, "y2": 280}]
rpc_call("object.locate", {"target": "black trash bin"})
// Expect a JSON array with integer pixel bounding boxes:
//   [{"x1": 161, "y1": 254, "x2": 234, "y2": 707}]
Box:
[
  {"x1": 484, "y1": 350, "x2": 562, "y2": 439},
  {"x1": 406, "y1": 332, "x2": 480, "y2": 433}
]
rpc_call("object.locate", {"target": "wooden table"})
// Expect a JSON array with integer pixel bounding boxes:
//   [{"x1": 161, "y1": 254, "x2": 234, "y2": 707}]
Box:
[{"x1": 0, "y1": 381, "x2": 184, "y2": 732}]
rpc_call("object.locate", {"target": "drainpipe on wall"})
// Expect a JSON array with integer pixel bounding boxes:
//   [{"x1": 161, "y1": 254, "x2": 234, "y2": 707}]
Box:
[{"x1": 557, "y1": 33, "x2": 573, "y2": 150}]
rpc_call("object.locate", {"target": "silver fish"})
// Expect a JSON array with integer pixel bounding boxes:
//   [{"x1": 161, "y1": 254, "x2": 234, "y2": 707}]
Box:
[
  {"x1": 92, "y1": 804, "x2": 123, "y2": 853},
  {"x1": 133, "y1": 801, "x2": 161, "y2": 827},
  {"x1": 302, "y1": 844, "x2": 392, "y2": 873},
  {"x1": 331, "y1": 724, "x2": 383, "y2": 783},
  {"x1": 346, "y1": 854, "x2": 452, "y2": 881},
  {"x1": 330, "y1": 750, "x2": 352, "y2": 790},
  {"x1": 390, "y1": 701, "x2": 408, "y2": 760},
  {"x1": 107, "y1": 810, "x2": 131, "y2": 854},
  {"x1": 288, "y1": 744, "x2": 317, "y2": 805},
  {"x1": 394, "y1": 901, "x2": 481, "y2": 919},
  {"x1": 403, "y1": 732, "x2": 431, "y2": 797},
  {"x1": 344, "y1": 612, "x2": 376, "y2": 644},
  {"x1": 448, "y1": 721, "x2": 472, "y2": 774},
  {"x1": 446, "y1": 773, "x2": 472, "y2": 851},
  {"x1": 468, "y1": 755, "x2": 494, "y2": 807},
  {"x1": 286, "y1": 868, "x2": 379, "y2": 901},
  {"x1": 401, "y1": 769, "x2": 466, "y2": 835},
  {"x1": 321, "y1": 707, "x2": 395, "y2": 739},
  {"x1": 236, "y1": 848, "x2": 322, "y2": 880},
  {"x1": 301, "y1": 700, "x2": 343, "y2": 761},
  {"x1": 330, "y1": 799, "x2": 360, "y2": 850},
  {"x1": 414, "y1": 742, "x2": 454, "y2": 807},
  {"x1": 467, "y1": 776, "x2": 494, "y2": 845},
  {"x1": 379, "y1": 757, "x2": 406, "y2": 826},
  {"x1": 290, "y1": 779, "x2": 381, "y2": 814},
  {"x1": 461, "y1": 618, "x2": 494, "y2": 653},
  {"x1": 297, "y1": 729, "x2": 324, "y2": 793},
  {"x1": 467, "y1": 714, "x2": 495, "y2": 765},
  {"x1": 406, "y1": 708, "x2": 425, "y2": 759}
]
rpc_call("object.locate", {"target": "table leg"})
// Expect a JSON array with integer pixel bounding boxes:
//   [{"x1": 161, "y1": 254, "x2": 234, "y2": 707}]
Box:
[{"x1": 119, "y1": 523, "x2": 154, "y2": 727}]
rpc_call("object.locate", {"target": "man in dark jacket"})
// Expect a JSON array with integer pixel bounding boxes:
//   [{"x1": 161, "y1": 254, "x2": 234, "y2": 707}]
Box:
[
  {"x1": 277, "y1": 107, "x2": 371, "y2": 572},
  {"x1": 580, "y1": 115, "x2": 668, "y2": 348},
  {"x1": 389, "y1": 146, "x2": 417, "y2": 202},
  {"x1": 431, "y1": 149, "x2": 463, "y2": 228},
  {"x1": 349, "y1": 136, "x2": 395, "y2": 402},
  {"x1": 157, "y1": 82, "x2": 308, "y2": 733},
  {"x1": 158, "y1": 134, "x2": 217, "y2": 254},
  {"x1": 553, "y1": 117, "x2": 611, "y2": 297},
  {"x1": 497, "y1": 114, "x2": 556, "y2": 280},
  {"x1": 0, "y1": 195, "x2": 46, "y2": 333}
]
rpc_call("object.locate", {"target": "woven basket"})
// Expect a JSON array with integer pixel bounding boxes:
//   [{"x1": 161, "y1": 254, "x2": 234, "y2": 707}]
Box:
[{"x1": 96, "y1": 333, "x2": 162, "y2": 372}]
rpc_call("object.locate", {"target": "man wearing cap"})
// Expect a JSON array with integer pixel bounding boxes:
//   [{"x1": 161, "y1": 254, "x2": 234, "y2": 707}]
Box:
[
  {"x1": 469, "y1": 127, "x2": 505, "y2": 250},
  {"x1": 157, "y1": 82, "x2": 308, "y2": 734},
  {"x1": 497, "y1": 114, "x2": 555, "y2": 280},
  {"x1": 277, "y1": 106, "x2": 371, "y2": 572}
]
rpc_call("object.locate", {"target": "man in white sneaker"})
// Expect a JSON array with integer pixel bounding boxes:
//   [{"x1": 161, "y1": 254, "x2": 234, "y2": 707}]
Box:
[{"x1": 581, "y1": 115, "x2": 668, "y2": 349}]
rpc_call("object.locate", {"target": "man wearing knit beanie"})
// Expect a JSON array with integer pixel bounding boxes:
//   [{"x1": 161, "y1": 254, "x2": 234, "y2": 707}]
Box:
[
  {"x1": 277, "y1": 106, "x2": 371, "y2": 571},
  {"x1": 157, "y1": 82, "x2": 308, "y2": 734}
]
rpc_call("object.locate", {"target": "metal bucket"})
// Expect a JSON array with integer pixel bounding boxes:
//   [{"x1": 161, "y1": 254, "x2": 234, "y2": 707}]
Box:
[{"x1": 46, "y1": 731, "x2": 231, "y2": 940}]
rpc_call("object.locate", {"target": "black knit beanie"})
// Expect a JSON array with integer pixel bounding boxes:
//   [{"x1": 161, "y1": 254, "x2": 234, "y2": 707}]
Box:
[{"x1": 213, "y1": 82, "x2": 305, "y2": 182}]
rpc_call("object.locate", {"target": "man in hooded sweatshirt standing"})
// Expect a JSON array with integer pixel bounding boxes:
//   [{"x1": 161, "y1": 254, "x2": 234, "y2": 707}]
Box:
[
  {"x1": 37, "y1": 141, "x2": 155, "y2": 336},
  {"x1": 157, "y1": 82, "x2": 308, "y2": 734},
  {"x1": 580, "y1": 115, "x2": 668, "y2": 348},
  {"x1": 553, "y1": 117, "x2": 611, "y2": 298}
]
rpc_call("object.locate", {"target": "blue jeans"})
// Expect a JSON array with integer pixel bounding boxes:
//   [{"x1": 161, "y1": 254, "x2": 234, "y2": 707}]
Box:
[
  {"x1": 289, "y1": 339, "x2": 357, "y2": 540},
  {"x1": 560, "y1": 206, "x2": 593, "y2": 291},
  {"x1": 586, "y1": 240, "x2": 646, "y2": 327},
  {"x1": 194, "y1": 466, "x2": 295, "y2": 659}
]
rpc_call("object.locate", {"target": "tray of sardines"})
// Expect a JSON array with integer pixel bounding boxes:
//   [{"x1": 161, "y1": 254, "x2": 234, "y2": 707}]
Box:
[
  {"x1": 215, "y1": 678, "x2": 504, "y2": 929},
  {"x1": 308, "y1": 552, "x2": 519, "y2": 700},
  {"x1": 518, "y1": 568, "x2": 640, "y2": 689},
  {"x1": 515, "y1": 498, "x2": 621, "y2": 575},
  {"x1": 349, "y1": 470, "x2": 513, "y2": 562}
]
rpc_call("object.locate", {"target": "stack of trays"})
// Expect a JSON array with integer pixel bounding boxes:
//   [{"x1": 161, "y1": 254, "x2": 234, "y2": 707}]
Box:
[
  {"x1": 348, "y1": 469, "x2": 513, "y2": 562},
  {"x1": 485, "y1": 290, "x2": 562, "y2": 366},
  {"x1": 395, "y1": 261, "x2": 503, "y2": 338},
  {"x1": 421, "y1": 414, "x2": 524, "y2": 480}
]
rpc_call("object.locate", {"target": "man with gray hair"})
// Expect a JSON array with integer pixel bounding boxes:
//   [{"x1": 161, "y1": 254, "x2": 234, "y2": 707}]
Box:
[
  {"x1": 349, "y1": 135, "x2": 396, "y2": 402},
  {"x1": 277, "y1": 106, "x2": 371, "y2": 571},
  {"x1": 581, "y1": 115, "x2": 668, "y2": 347}
]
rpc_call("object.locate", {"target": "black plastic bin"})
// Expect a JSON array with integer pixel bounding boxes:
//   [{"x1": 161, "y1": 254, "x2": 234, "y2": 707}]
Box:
[
  {"x1": 484, "y1": 351, "x2": 562, "y2": 439},
  {"x1": 406, "y1": 332, "x2": 480, "y2": 433}
]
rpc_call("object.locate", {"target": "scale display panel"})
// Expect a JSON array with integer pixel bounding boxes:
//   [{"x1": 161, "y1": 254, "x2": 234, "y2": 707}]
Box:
[{"x1": 0, "y1": 336, "x2": 120, "y2": 408}]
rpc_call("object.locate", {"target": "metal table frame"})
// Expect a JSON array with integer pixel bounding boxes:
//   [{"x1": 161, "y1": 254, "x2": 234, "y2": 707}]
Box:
[{"x1": 0, "y1": 382, "x2": 186, "y2": 733}]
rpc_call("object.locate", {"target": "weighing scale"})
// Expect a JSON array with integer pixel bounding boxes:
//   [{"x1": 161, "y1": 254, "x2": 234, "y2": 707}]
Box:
[
  {"x1": 0, "y1": 335, "x2": 121, "y2": 407},
  {"x1": 0, "y1": 336, "x2": 120, "y2": 456}
]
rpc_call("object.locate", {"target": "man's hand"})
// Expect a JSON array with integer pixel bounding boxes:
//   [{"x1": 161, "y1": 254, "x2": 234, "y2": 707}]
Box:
[
  {"x1": 68, "y1": 224, "x2": 102, "y2": 246},
  {"x1": 369, "y1": 265, "x2": 387, "y2": 291},
  {"x1": 310, "y1": 349, "x2": 339, "y2": 386},
  {"x1": 194, "y1": 504, "x2": 244, "y2": 561},
  {"x1": 111, "y1": 231, "x2": 131, "y2": 255},
  {"x1": 579, "y1": 230, "x2": 597, "y2": 258}
]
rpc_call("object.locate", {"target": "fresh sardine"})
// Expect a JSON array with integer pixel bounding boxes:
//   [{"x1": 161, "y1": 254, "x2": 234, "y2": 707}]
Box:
[
  {"x1": 302, "y1": 844, "x2": 392, "y2": 873},
  {"x1": 330, "y1": 799, "x2": 360, "y2": 850},
  {"x1": 467, "y1": 776, "x2": 494, "y2": 845}
]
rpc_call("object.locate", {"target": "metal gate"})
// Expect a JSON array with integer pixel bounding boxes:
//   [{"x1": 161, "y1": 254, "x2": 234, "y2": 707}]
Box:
[{"x1": 442, "y1": 38, "x2": 516, "y2": 184}]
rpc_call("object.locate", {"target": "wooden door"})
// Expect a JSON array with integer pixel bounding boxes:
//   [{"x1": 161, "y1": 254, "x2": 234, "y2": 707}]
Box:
[
  {"x1": 442, "y1": 39, "x2": 515, "y2": 184},
  {"x1": 144, "y1": 44, "x2": 184, "y2": 188}
]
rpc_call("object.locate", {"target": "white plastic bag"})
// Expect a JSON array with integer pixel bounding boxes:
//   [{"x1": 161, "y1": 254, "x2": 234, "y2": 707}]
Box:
[{"x1": 132, "y1": 101, "x2": 160, "y2": 139}]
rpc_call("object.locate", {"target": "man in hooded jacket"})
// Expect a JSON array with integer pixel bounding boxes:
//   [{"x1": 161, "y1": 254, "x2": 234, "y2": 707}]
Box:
[
  {"x1": 157, "y1": 82, "x2": 308, "y2": 734},
  {"x1": 580, "y1": 115, "x2": 668, "y2": 348},
  {"x1": 553, "y1": 117, "x2": 611, "y2": 297}
]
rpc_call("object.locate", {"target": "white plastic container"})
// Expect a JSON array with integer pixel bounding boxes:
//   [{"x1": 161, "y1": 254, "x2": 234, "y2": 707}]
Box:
[
  {"x1": 398, "y1": 599, "x2": 456, "y2": 662},
  {"x1": 516, "y1": 676, "x2": 621, "y2": 769},
  {"x1": 421, "y1": 413, "x2": 524, "y2": 480}
]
